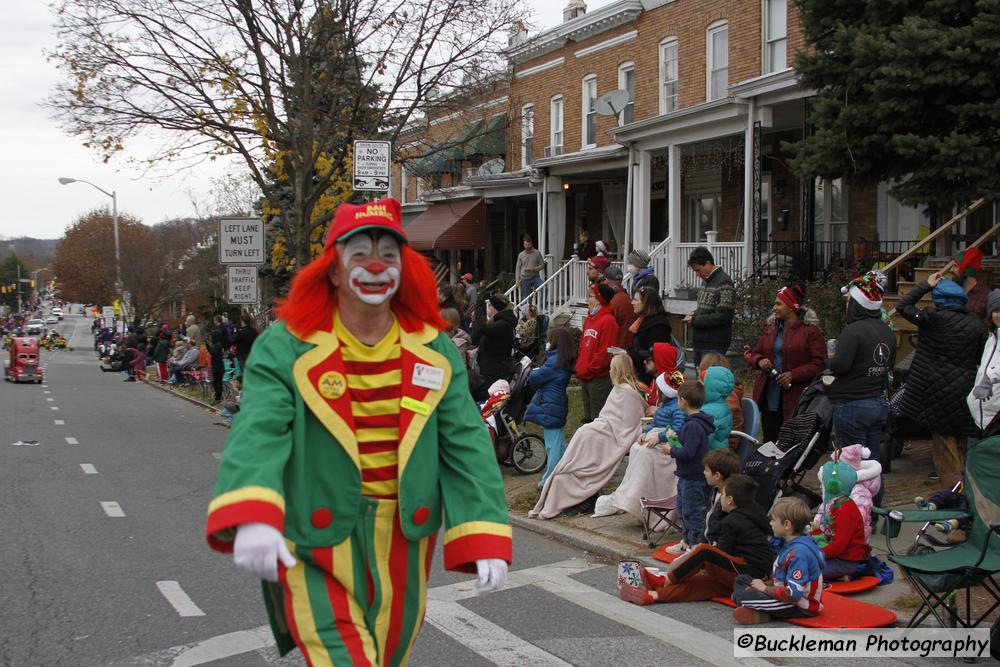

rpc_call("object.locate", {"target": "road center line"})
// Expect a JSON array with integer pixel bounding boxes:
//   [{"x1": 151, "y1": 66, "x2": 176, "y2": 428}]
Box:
[
  {"x1": 43, "y1": 390, "x2": 51, "y2": 394},
  {"x1": 100, "y1": 501, "x2": 125, "y2": 517},
  {"x1": 46, "y1": 397, "x2": 54, "y2": 402},
  {"x1": 50, "y1": 406, "x2": 59, "y2": 411},
  {"x1": 54, "y1": 419, "x2": 64, "y2": 425},
  {"x1": 65, "y1": 437, "x2": 79, "y2": 444},
  {"x1": 156, "y1": 581, "x2": 206, "y2": 617},
  {"x1": 80, "y1": 464, "x2": 98, "y2": 474}
]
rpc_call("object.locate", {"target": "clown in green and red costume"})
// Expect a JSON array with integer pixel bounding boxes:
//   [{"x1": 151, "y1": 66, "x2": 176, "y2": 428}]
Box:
[{"x1": 206, "y1": 197, "x2": 511, "y2": 666}]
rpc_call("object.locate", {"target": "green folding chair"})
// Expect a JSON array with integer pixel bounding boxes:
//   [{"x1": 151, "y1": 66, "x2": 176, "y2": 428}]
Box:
[{"x1": 873, "y1": 435, "x2": 1000, "y2": 628}]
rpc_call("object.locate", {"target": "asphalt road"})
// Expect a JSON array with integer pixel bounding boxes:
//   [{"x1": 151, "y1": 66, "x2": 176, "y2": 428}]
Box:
[{"x1": 0, "y1": 310, "x2": 969, "y2": 666}]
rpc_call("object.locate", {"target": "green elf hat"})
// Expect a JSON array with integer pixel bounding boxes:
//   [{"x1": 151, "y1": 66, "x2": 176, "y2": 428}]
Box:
[{"x1": 954, "y1": 247, "x2": 983, "y2": 279}]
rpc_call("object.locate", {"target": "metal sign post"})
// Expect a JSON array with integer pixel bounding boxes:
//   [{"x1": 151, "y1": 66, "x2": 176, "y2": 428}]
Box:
[{"x1": 353, "y1": 140, "x2": 392, "y2": 193}]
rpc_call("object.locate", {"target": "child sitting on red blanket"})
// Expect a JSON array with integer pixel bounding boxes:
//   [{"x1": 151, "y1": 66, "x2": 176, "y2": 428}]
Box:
[
  {"x1": 811, "y1": 459, "x2": 868, "y2": 580},
  {"x1": 619, "y1": 474, "x2": 774, "y2": 605}
]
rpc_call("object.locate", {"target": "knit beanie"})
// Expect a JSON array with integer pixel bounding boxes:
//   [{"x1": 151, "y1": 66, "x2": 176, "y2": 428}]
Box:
[
  {"x1": 592, "y1": 282, "x2": 615, "y2": 307},
  {"x1": 488, "y1": 293, "x2": 510, "y2": 311},
  {"x1": 627, "y1": 248, "x2": 651, "y2": 269},
  {"x1": 842, "y1": 271, "x2": 884, "y2": 310},
  {"x1": 955, "y1": 247, "x2": 984, "y2": 279},
  {"x1": 931, "y1": 278, "x2": 969, "y2": 309},
  {"x1": 777, "y1": 284, "x2": 806, "y2": 312},
  {"x1": 587, "y1": 255, "x2": 610, "y2": 273},
  {"x1": 987, "y1": 289, "x2": 1000, "y2": 315}
]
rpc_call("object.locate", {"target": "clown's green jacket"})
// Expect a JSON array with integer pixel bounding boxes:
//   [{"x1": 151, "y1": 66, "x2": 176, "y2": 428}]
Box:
[{"x1": 205, "y1": 317, "x2": 512, "y2": 572}]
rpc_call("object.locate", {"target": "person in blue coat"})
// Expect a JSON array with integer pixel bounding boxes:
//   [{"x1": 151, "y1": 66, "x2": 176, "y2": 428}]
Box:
[
  {"x1": 702, "y1": 365, "x2": 735, "y2": 450},
  {"x1": 646, "y1": 370, "x2": 687, "y2": 434},
  {"x1": 524, "y1": 327, "x2": 577, "y2": 487}
]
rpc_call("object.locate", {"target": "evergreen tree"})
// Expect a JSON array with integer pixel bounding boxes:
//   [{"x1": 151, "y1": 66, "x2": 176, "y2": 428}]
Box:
[{"x1": 790, "y1": 0, "x2": 1000, "y2": 210}]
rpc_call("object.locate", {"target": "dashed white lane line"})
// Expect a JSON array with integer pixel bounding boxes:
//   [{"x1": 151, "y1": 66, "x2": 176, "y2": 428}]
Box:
[
  {"x1": 65, "y1": 437, "x2": 79, "y2": 445},
  {"x1": 80, "y1": 464, "x2": 98, "y2": 474},
  {"x1": 156, "y1": 581, "x2": 206, "y2": 617},
  {"x1": 211, "y1": 452, "x2": 222, "y2": 460},
  {"x1": 41, "y1": 384, "x2": 48, "y2": 388},
  {"x1": 50, "y1": 406, "x2": 59, "y2": 411},
  {"x1": 54, "y1": 419, "x2": 64, "y2": 425},
  {"x1": 100, "y1": 501, "x2": 125, "y2": 517},
  {"x1": 43, "y1": 390, "x2": 51, "y2": 394},
  {"x1": 46, "y1": 398, "x2": 54, "y2": 402}
]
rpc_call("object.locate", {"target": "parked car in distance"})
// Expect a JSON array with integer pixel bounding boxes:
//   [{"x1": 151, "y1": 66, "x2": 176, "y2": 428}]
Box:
[{"x1": 45, "y1": 316, "x2": 58, "y2": 324}]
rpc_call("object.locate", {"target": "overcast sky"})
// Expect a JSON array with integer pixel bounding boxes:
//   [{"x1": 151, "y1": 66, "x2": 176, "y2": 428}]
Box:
[{"x1": 0, "y1": 0, "x2": 614, "y2": 240}]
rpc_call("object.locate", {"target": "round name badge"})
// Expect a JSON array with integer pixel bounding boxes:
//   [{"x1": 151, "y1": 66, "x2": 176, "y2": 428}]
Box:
[{"x1": 318, "y1": 371, "x2": 347, "y2": 399}]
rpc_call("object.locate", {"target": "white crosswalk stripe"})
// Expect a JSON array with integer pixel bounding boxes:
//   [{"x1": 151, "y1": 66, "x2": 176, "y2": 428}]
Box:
[{"x1": 121, "y1": 558, "x2": 762, "y2": 666}]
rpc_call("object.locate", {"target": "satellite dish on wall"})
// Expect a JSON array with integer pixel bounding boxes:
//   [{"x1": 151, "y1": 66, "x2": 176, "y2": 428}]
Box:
[
  {"x1": 477, "y1": 158, "x2": 505, "y2": 177},
  {"x1": 594, "y1": 89, "x2": 631, "y2": 117}
]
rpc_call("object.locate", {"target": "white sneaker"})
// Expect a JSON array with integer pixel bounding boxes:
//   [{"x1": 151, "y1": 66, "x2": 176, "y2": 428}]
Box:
[{"x1": 665, "y1": 542, "x2": 688, "y2": 555}]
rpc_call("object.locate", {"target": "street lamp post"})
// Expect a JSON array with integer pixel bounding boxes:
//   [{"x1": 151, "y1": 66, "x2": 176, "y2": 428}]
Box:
[{"x1": 58, "y1": 177, "x2": 122, "y2": 323}]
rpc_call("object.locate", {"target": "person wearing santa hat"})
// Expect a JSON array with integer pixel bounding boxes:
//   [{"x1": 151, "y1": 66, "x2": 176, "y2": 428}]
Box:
[
  {"x1": 828, "y1": 271, "x2": 896, "y2": 504},
  {"x1": 743, "y1": 284, "x2": 827, "y2": 443},
  {"x1": 205, "y1": 198, "x2": 511, "y2": 665},
  {"x1": 576, "y1": 282, "x2": 619, "y2": 423}
]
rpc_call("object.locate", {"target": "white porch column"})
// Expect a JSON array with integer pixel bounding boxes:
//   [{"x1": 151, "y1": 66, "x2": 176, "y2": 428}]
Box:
[
  {"x1": 667, "y1": 143, "x2": 682, "y2": 292},
  {"x1": 633, "y1": 148, "x2": 652, "y2": 252},
  {"x1": 546, "y1": 180, "x2": 567, "y2": 263},
  {"x1": 742, "y1": 98, "x2": 756, "y2": 279}
]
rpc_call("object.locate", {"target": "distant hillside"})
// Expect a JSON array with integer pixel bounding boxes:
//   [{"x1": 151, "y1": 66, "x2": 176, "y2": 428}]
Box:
[{"x1": 0, "y1": 237, "x2": 59, "y2": 270}]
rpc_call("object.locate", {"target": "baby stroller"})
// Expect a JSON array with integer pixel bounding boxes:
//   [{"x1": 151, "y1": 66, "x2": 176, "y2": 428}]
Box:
[
  {"x1": 736, "y1": 375, "x2": 834, "y2": 511},
  {"x1": 480, "y1": 356, "x2": 547, "y2": 475}
]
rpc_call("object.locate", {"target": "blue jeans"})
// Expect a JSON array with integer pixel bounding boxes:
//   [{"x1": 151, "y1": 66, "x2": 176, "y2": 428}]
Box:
[
  {"x1": 520, "y1": 275, "x2": 543, "y2": 304},
  {"x1": 823, "y1": 558, "x2": 863, "y2": 580},
  {"x1": 540, "y1": 427, "x2": 567, "y2": 487},
  {"x1": 677, "y1": 477, "x2": 710, "y2": 547},
  {"x1": 833, "y1": 396, "x2": 888, "y2": 507}
]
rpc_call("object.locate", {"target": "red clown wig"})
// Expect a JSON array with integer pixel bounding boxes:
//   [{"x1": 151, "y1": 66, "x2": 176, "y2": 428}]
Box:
[{"x1": 275, "y1": 243, "x2": 448, "y2": 338}]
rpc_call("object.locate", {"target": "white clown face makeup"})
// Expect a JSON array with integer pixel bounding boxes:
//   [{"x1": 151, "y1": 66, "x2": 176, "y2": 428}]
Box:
[{"x1": 339, "y1": 233, "x2": 402, "y2": 305}]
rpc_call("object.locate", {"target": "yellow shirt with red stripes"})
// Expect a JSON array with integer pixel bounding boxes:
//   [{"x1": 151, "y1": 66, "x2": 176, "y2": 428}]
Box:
[{"x1": 334, "y1": 315, "x2": 402, "y2": 499}]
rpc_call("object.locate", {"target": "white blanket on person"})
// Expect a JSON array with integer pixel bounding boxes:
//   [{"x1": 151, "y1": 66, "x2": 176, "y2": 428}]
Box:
[
  {"x1": 529, "y1": 385, "x2": 646, "y2": 519},
  {"x1": 607, "y1": 440, "x2": 678, "y2": 520}
]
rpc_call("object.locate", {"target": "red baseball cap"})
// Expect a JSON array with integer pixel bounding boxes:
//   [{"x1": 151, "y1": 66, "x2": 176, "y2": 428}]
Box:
[
  {"x1": 587, "y1": 255, "x2": 610, "y2": 273},
  {"x1": 325, "y1": 198, "x2": 407, "y2": 249}
]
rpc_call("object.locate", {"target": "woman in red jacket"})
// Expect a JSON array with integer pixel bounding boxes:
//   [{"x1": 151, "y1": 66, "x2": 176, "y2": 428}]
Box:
[
  {"x1": 576, "y1": 282, "x2": 620, "y2": 424},
  {"x1": 743, "y1": 285, "x2": 827, "y2": 443}
]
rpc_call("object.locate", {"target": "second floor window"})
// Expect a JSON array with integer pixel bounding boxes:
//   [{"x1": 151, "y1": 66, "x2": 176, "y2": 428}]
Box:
[
  {"x1": 551, "y1": 96, "x2": 564, "y2": 150},
  {"x1": 707, "y1": 22, "x2": 729, "y2": 101},
  {"x1": 618, "y1": 63, "x2": 635, "y2": 125},
  {"x1": 582, "y1": 76, "x2": 597, "y2": 148},
  {"x1": 659, "y1": 38, "x2": 679, "y2": 114},
  {"x1": 764, "y1": 0, "x2": 788, "y2": 73},
  {"x1": 521, "y1": 104, "x2": 534, "y2": 167}
]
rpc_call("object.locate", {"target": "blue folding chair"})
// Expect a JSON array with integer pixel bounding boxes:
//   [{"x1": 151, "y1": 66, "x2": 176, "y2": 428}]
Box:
[{"x1": 731, "y1": 396, "x2": 761, "y2": 467}]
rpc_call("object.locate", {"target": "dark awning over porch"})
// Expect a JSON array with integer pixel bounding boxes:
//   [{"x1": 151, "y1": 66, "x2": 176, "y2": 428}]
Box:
[{"x1": 404, "y1": 198, "x2": 486, "y2": 251}]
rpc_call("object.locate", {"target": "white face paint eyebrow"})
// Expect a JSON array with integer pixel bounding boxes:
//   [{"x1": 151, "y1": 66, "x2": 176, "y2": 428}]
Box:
[
  {"x1": 377, "y1": 235, "x2": 400, "y2": 262},
  {"x1": 339, "y1": 234, "x2": 376, "y2": 269}
]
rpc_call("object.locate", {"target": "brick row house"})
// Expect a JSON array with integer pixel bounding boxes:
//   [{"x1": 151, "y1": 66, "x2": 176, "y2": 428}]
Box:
[{"x1": 393, "y1": 0, "x2": 991, "y2": 318}]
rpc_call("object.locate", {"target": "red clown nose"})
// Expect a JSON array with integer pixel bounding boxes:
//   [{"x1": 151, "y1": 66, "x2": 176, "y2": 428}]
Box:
[{"x1": 366, "y1": 261, "x2": 387, "y2": 274}]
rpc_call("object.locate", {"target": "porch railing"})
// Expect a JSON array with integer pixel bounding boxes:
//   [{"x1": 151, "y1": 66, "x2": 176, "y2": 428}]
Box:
[
  {"x1": 674, "y1": 241, "x2": 747, "y2": 291},
  {"x1": 506, "y1": 256, "x2": 588, "y2": 318},
  {"x1": 751, "y1": 239, "x2": 919, "y2": 289}
]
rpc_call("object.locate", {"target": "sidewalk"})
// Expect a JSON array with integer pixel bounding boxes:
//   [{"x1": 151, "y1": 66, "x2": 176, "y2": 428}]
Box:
[{"x1": 502, "y1": 437, "x2": 951, "y2": 623}]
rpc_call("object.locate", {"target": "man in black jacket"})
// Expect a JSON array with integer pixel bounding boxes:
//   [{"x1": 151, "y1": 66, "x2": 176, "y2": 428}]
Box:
[
  {"x1": 828, "y1": 271, "x2": 896, "y2": 504},
  {"x1": 208, "y1": 315, "x2": 227, "y2": 406}
]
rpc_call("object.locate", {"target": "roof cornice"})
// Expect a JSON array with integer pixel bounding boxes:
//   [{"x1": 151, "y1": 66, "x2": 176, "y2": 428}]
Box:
[{"x1": 504, "y1": 0, "x2": 644, "y2": 66}]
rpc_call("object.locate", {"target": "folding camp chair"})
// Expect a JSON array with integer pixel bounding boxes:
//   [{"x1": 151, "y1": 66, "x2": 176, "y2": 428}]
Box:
[
  {"x1": 873, "y1": 435, "x2": 1000, "y2": 629},
  {"x1": 639, "y1": 496, "x2": 683, "y2": 548}
]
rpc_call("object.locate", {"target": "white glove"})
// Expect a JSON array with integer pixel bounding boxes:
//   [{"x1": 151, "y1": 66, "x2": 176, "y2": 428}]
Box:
[
  {"x1": 474, "y1": 558, "x2": 508, "y2": 595},
  {"x1": 233, "y1": 522, "x2": 297, "y2": 582}
]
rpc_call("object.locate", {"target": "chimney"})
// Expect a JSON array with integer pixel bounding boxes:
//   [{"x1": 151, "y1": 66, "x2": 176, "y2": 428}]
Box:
[
  {"x1": 508, "y1": 20, "x2": 528, "y2": 47},
  {"x1": 563, "y1": 0, "x2": 587, "y2": 22}
]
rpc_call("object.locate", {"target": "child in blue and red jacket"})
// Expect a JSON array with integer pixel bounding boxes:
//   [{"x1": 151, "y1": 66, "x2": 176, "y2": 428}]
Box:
[{"x1": 733, "y1": 497, "x2": 825, "y2": 625}]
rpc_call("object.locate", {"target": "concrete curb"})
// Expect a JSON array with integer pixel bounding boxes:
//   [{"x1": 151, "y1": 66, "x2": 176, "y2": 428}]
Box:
[
  {"x1": 508, "y1": 513, "x2": 661, "y2": 567},
  {"x1": 142, "y1": 378, "x2": 221, "y2": 414}
]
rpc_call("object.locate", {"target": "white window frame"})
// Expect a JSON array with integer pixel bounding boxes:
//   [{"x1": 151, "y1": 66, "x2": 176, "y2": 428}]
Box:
[
  {"x1": 400, "y1": 166, "x2": 408, "y2": 205},
  {"x1": 706, "y1": 21, "x2": 729, "y2": 101},
  {"x1": 581, "y1": 75, "x2": 597, "y2": 149},
  {"x1": 416, "y1": 175, "x2": 425, "y2": 200},
  {"x1": 617, "y1": 62, "x2": 635, "y2": 126},
  {"x1": 658, "y1": 38, "x2": 679, "y2": 115},
  {"x1": 521, "y1": 103, "x2": 534, "y2": 168},
  {"x1": 763, "y1": 0, "x2": 788, "y2": 74},
  {"x1": 550, "y1": 95, "x2": 564, "y2": 151}
]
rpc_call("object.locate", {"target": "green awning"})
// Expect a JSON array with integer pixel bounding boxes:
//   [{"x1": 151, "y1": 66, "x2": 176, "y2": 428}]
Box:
[
  {"x1": 408, "y1": 144, "x2": 459, "y2": 176},
  {"x1": 468, "y1": 114, "x2": 507, "y2": 157}
]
